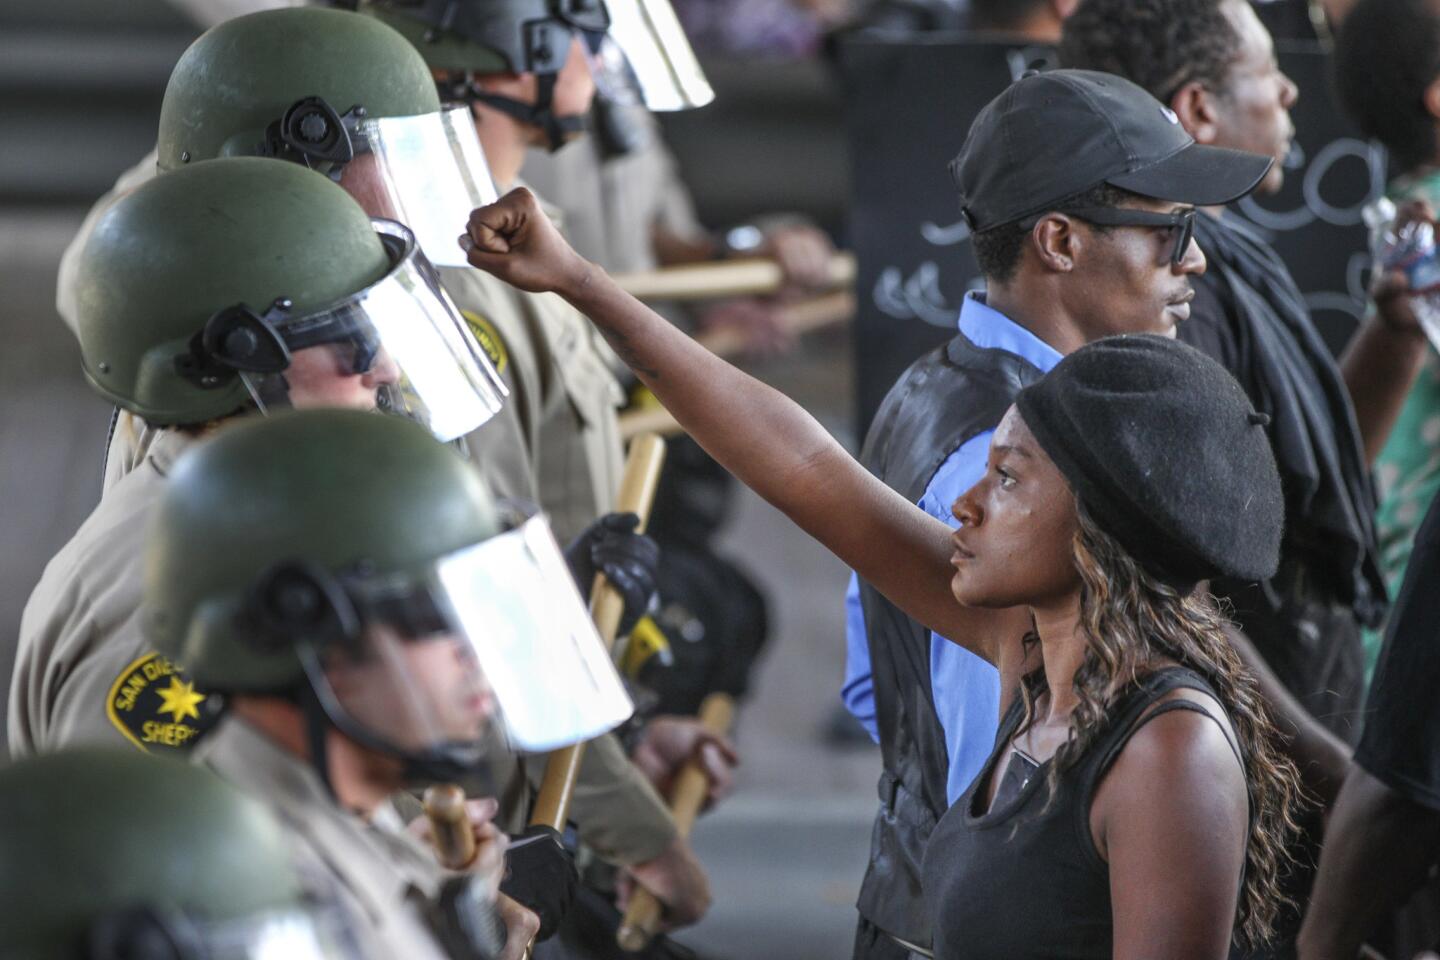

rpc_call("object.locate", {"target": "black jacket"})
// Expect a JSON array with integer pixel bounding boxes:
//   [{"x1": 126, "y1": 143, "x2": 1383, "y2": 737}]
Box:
[{"x1": 854, "y1": 328, "x2": 1045, "y2": 947}]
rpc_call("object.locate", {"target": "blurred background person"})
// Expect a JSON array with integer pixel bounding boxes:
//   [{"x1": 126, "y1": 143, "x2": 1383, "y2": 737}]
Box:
[
  {"x1": 1334, "y1": 0, "x2": 1440, "y2": 681},
  {"x1": 1294, "y1": 0, "x2": 1440, "y2": 954},
  {"x1": 1060, "y1": 2, "x2": 1437, "y2": 951}
]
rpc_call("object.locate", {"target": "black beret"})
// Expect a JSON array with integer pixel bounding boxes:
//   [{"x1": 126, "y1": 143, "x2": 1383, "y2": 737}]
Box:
[{"x1": 1014, "y1": 335, "x2": 1283, "y2": 591}]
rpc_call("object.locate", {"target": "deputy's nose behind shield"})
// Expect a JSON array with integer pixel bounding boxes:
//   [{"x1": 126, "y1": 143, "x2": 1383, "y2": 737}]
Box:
[
  {"x1": 192, "y1": 218, "x2": 507, "y2": 442},
  {"x1": 355, "y1": 105, "x2": 499, "y2": 268},
  {"x1": 284, "y1": 503, "x2": 631, "y2": 783}
]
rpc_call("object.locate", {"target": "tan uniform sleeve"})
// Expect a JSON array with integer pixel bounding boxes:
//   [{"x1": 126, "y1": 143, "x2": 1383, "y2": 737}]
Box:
[
  {"x1": 8, "y1": 552, "x2": 148, "y2": 759},
  {"x1": 525, "y1": 732, "x2": 678, "y2": 866},
  {"x1": 6, "y1": 569, "x2": 82, "y2": 758},
  {"x1": 102, "y1": 412, "x2": 159, "y2": 494}
]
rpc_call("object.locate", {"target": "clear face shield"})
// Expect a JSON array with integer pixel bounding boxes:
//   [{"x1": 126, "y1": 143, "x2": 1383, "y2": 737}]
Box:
[
  {"x1": 261, "y1": 98, "x2": 496, "y2": 268},
  {"x1": 87, "y1": 903, "x2": 358, "y2": 960},
  {"x1": 293, "y1": 504, "x2": 632, "y2": 783},
  {"x1": 589, "y1": 0, "x2": 713, "y2": 111},
  {"x1": 343, "y1": 106, "x2": 498, "y2": 268},
  {"x1": 191, "y1": 219, "x2": 505, "y2": 442}
]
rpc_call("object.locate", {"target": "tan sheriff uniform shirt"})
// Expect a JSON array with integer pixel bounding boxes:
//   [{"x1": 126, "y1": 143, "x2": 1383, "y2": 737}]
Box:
[
  {"x1": 8, "y1": 429, "x2": 217, "y2": 758},
  {"x1": 439, "y1": 188, "x2": 674, "y2": 861},
  {"x1": 198, "y1": 717, "x2": 452, "y2": 960},
  {"x1": 439, "y1": 185, "x2": 626, "y2": 545},
  {"x1": 522, "y1": 106, "x2": 706, "y2": 274},
  {"x1": 51, "y1": 163, "x2": 671, "y2": 865}
]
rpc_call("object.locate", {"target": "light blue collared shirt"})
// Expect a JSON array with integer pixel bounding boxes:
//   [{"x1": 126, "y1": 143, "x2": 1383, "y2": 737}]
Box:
[{"x1": 842, "y1": 293, "x2": 1063, "y2": 804}]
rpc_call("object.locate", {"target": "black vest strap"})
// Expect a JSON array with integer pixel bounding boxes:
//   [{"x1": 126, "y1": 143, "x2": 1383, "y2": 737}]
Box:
[{"x1": 854, "y1": 327, "x2": 1046, "y2": 946}]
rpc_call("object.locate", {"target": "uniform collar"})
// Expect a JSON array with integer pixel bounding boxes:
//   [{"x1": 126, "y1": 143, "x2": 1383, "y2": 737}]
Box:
[
  {"x1": 198, "y1": 717, "x2": 444, "y2": 921},
  {"x1": 957, "y1": 292, "x2": 1064, "y2": 373},
  {"x1": 145, "y1": 427, "x2": 200, "y2": 477}
]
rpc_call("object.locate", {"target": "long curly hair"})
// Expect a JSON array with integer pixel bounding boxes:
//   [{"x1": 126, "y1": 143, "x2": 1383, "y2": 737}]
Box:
[{"x1": 1014, "y1": 502, "x2": 1305, "y2": 950}]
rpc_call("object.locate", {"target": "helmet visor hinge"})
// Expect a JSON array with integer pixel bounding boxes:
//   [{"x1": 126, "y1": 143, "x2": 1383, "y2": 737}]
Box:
[
  {"x1": 245, "y1": 560, "x2": 361, "y2": 656},
  {"x1": 176, "y1": 298, "x2": 294, "y2": 388},
  {"x1": 260, "y1": 97, "x2": 371, "y2": 181}
]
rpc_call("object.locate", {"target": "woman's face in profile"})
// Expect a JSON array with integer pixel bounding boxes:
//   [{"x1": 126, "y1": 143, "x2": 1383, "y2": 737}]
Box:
[{"x1": 949, "y1": 407, "x2": 1082, "y2": 611}]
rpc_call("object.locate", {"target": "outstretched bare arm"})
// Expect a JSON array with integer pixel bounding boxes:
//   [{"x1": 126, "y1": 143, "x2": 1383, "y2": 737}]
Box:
[{"x1": 463, "y1": 189, "x2": 1014, "y2": 662}]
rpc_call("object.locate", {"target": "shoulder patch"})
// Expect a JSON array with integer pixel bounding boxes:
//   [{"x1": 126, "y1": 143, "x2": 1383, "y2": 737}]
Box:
[
  {"x1": 462, "y1": 310, "x2": 508, "y2": 375},
  {"x1": 106, "y1": 652, "x2": 220, "y2": 754}
]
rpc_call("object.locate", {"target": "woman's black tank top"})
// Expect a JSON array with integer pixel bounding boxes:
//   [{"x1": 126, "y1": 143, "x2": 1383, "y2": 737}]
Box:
[{"x1": 921, "y1": 666, "x2": 1242, "y2": 960}]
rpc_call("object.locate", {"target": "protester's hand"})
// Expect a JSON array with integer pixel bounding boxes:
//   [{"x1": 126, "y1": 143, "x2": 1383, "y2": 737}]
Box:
[
  {"x1": 630, "y1": 716, "x2": 739, "y2": 809},
  {"x1": 564, "y1": 512, "x2": 659, "y2": 637},
  {"x1": 499, "y1": 824, "x2": 579, "y2": 943},
  {"x1": 408, "y1": 796, "x2": 508, "y2": 898},
  {"x1": 697, "y1": 298, "x2": 797, "y2": 356},
  {"x1": 617, "y1": 836, "x2": 712, "y2": 930},
  {"x1": 494, "y1": 892, "x2": 541, "y2": 960},
  {"x1": 758, "y1": 223, "x2": 835, "y2": 290},
  {"x1": 463, "y1": 188, "x2": 592, "y2": 296},
  {"x1": 1373, "y1": 199, "x2": 1438, "y2": 337}
]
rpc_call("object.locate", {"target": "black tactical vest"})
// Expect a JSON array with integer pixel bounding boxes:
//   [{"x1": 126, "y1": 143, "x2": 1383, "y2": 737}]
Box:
[{"x1": 854, "y1": 328, "x2": 1045, "y2": 948}]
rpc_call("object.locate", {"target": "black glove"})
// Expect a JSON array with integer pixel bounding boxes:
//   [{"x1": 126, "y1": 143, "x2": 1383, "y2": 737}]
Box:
[
  {"x1": 564, "y1": 512, "x2": 659, "y2": 637},
  {"x1": 499, "y1": 825, "x2": 579, "y2": 942}
]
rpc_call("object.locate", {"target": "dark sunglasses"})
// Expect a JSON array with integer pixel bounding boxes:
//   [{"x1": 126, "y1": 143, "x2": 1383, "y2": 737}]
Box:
[{"x1": 1062, "y1": 206, "x2": 1198, "y2": 266}]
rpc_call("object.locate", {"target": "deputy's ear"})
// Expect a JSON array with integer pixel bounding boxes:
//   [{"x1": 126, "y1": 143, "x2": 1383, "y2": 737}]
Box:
[
  {"x1": 1050, "y1": 0, "x2": 1081, "y2": 19},
  {"x1": 1170, "y1": 81, "x2": 1221, "y2": 145},
  {"x1": 1423, "y1": 74, "x2": 1440, "y2": 123},
  {"x1": 1030, "y1": 214, "x2": 1078, "y2": 274}
]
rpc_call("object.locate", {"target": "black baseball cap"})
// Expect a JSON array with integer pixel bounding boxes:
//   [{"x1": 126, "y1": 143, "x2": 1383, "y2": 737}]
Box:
[{"x1": 950, "y1": 69, "x2": 1273, "y2": 232}]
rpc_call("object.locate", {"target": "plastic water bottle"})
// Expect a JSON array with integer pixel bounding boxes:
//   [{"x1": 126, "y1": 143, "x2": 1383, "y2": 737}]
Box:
[{"x1": 1363, "y1": 196, "x2": 1440, "y2": 351}]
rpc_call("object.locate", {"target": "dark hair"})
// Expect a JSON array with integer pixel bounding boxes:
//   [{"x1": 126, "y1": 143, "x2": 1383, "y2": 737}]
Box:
[
  {"x1": 971, "y1": 181, "x2": 1136, "y2": 284},
  {"x1": 1058, "y1": 0, "x2": 1241, "y2": 105},
  {"x1": 969, "y1": 0, "x2": 1052, "y2": 32},
  {"x1": 1334, "y1": 0, "x2": 1440, "y2": 172}
]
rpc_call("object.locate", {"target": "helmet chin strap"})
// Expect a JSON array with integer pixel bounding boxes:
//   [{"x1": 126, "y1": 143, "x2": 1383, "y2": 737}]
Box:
[
  {"x1": 465, "y1": 72, "x2": 587, "y2": 153},
  {"x1": 302, "y1": 683, "x2": 341, "y2": 803},
  {"x1": 299, "y1": 671, "x2": 496, "y2": 800}
]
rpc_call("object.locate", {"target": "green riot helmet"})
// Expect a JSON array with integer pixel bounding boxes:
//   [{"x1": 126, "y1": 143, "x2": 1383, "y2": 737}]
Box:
[
  {"x1": 0, "y1": 748, "x2": 355, "y2": 959},
  {"x1": 358, "y1": 0, "x2": 713, "y2": 152},
  {"x1": 144, "y1": 409, "x2": 634, "y2": 788},
  {"x1": 157, "y1": 6, "x2": 498, "y2": 267},
  {"x1": 75, "y1": 157, "x2": 506, "y2": 439}
]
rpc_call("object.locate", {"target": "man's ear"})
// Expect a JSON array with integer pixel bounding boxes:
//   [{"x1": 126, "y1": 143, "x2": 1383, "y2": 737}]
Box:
[
  {"x1": 1050, "y1": 0, "x2": 1081, "y2": 19},
  {"x1": 1031, "y1": 215, "x2": 1078, "y2": 273},
  {"x1": 1170, "y1": 80, "x2": 1222, "y2": 145}
]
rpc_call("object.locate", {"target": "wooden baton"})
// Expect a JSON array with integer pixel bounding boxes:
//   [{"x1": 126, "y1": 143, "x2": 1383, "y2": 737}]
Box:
[
  {"x1": 613, "y1": 253, "x2": 855, "y2": 302},
  {"x1": 423, "y1": 783, "x2": 476, "y2": 870},
  {"x1": 616, "y1": 691, "x2": 737, "y2": 952},
  {"x1": 694, "y1": 289, "x2": 855, "y2": 358},
  {"x1": 529, "y1": 433, "x2": 669, "y2": 832}
]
